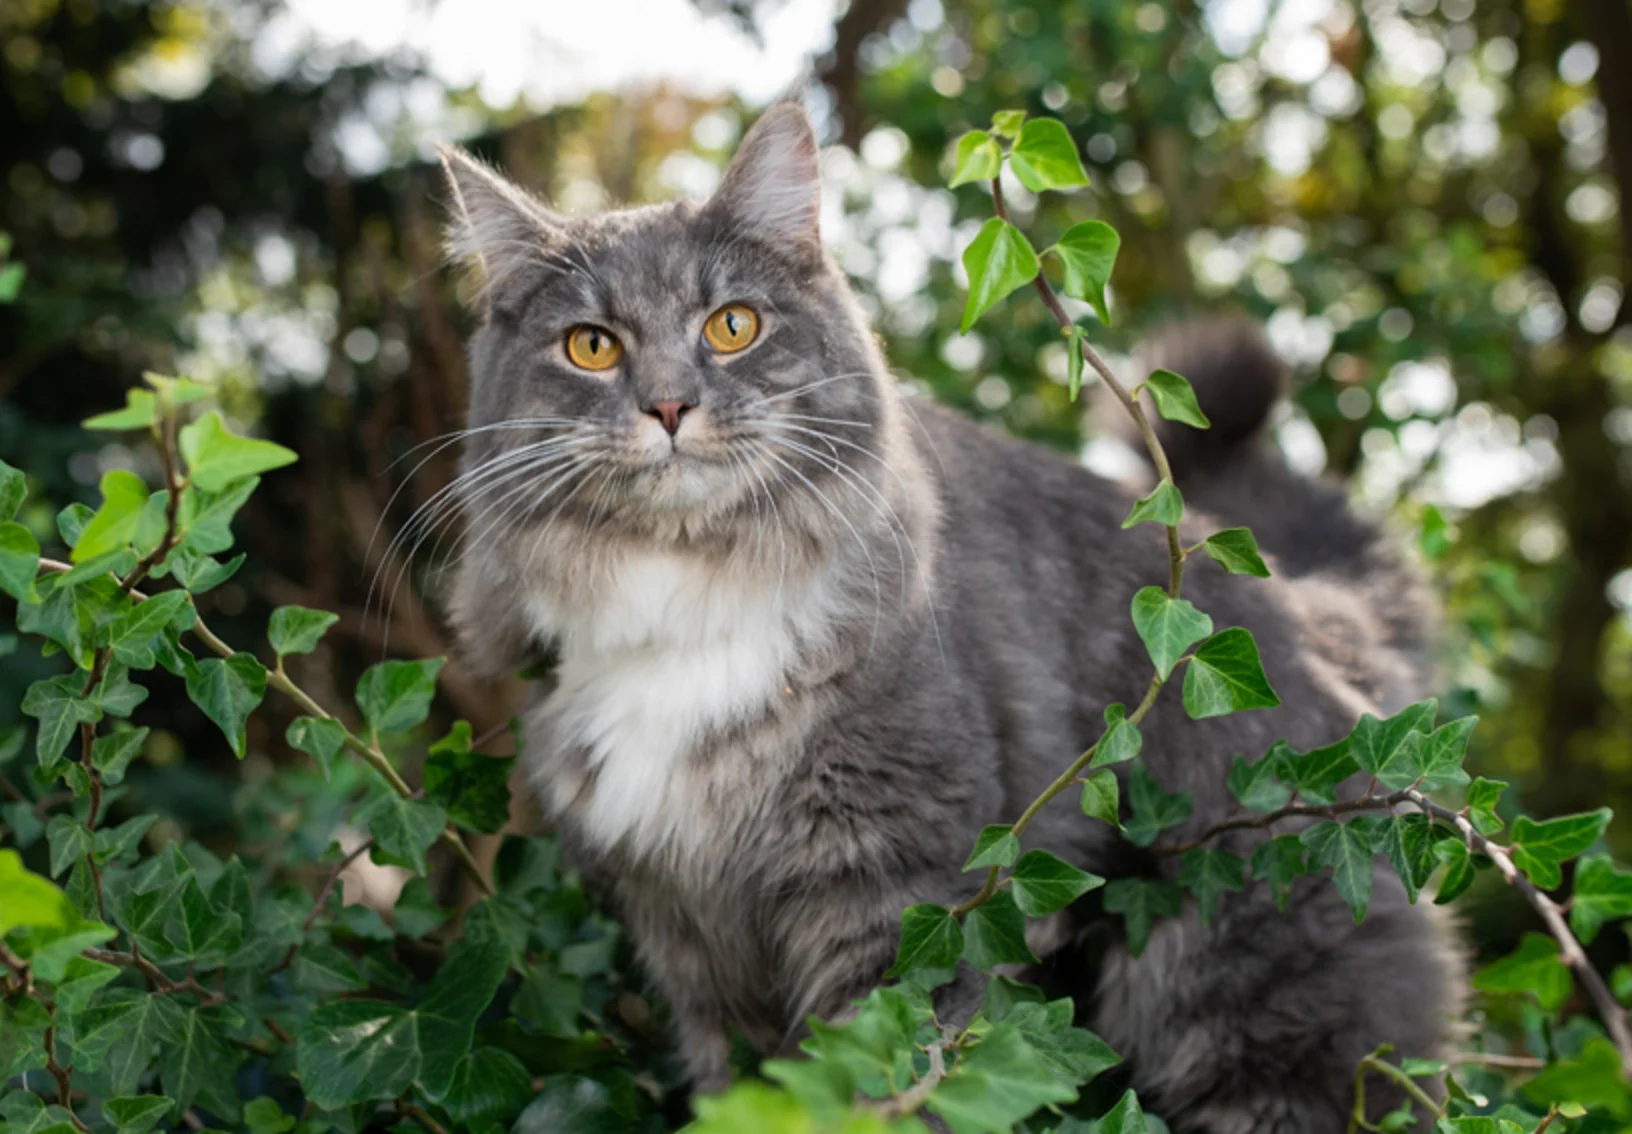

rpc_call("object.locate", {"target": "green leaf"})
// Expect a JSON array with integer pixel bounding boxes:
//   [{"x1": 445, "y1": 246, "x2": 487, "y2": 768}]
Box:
[
  {"x1": 1299, "y1": 819, "x2": 1379, "y2": 922},
  {"x1": 1182, "y1": 628, "x2": 1281, "y2": 719},
  {"x1": 1349, "y1": 700, "x2": 1437, "y2": 790},
  {"x1": 1142, "y1": 368, "x2": 1210, "y2": 429},
  {"x1": 440, "y1": 1047, "x2": 535, "y2": 1126},
  {"x1": 267, "y1": 605, "x2": 339, "y2": 657},
  {"x1": 0, "y1": 458, "x2": 25, "y2": 520},
  {"x1": 177, "y1": 478, "x2": 256, "y2": 555},
  {"x1": 243, "y1": 1098, "x2": 296, "y2": 1134},
  {"x1": 358, "y1": 793, "x2": 448, "y2": 875},
  {"x1": 165, "y1": 878, "x2": 242, "y2": 963},
  {"x1": 1010, "y1": 850, "x2": 1104, "y2": 916},
  {"x1": 296, "y1": 1000, "x2": 418, "y2": 1107},
  {"x1": 95, "y1": 814, "x2": 158, "y2": 865},
  {"x1": 1128, "y1": 586, "x2": 1212, "y2": 680},
  {"x1": 1122, "y1": 762, "x2": 1191, "y2": 848},
  {"x1": 887, "y1": 903, "x2": 963, "y2": 977},
  {"x1": 1227, "y1": 752, "x2": 1291, "y2": 811},
  {"x1": 1271, "y1": 737, "x2": 1357, "y2": 806},
  {"x1": 949, "y1": 130, "x2": 1002, "y2": 188},
  {"x1": 184, "y1": 653, "x2": 267, "y2": 757},
  {"x1": 0, "y1": 849, "x2": 70, "y2": 935},
  {"x1": 108, "y1": 590, "x2": 195, "y2": 664},
  {"x1": 72, "y1": 469, "x2": 150, "y2": 563},
  {"x1": 990, "y1": 109, "x2": 1026, "y2": 138},
  {"x1": 1372, "y1": 813, "x2": 1437, "y2": 904},
  {"x1": 1418, "y1": 716, "x2": 1477, "y2": 791},
  {"x1": 355, "y1": 657, "x2": 445, "y2": 734},
  {"x1": 0, "y1": 260, "x2": 24, "y2": 303},
  {"x1": 1048, "y1": 221, "x2": 1119, "y2": 325},
  {"x1": 1007, "y1": 117, "x2": 1089, "y2": 191},
  {"x1": 52, "y1": 954, "x2": 119, "y2": 1013},
  {"x1": 927, "y1": 1021, "x2": 1078, "y2": 1134},
  {"x1": 425, "y1": 722, "x2": 515, "y2": 834},
  {"x1": 963, "y1": 825, "x2": 1021, "y2": 871},
  {"x1": 959, "y1": 217, "x2": 1039, "y2": 333},
  {"x1": 178, "y1": 411, "x2": 297, "y2": 492},
  {"x1": 1121, "y1": 480, "x2": 1183, "y2": 530},
  {"x1": 1510, "y1": 808, "x2": 1611, "y2": 890},
  {"x1": 57, "y1": 501, "x2": 94, "y2": 548},
  {"x1": 1433, "y1": 838, "x2": 1477, "y2": 905},
  {"x1": 1080, "y1": 769, "x2": 1119, "y2": 829},
  {"x1": 1570, "y1": 854, "x2": 1632, "y2": 945},
  {"x1": 83, "y1": 390, "x2": 159, "y2": 432},
  {"x1": 1520, "y1": 1038, "x2": 1632, "y2": 1116},
  {"x1": 1178, "y1": 847, "x2": 1246, "y2": 924},
  {"x1": 1202, "y1": 528, "x2": 1270, "y2": 578},
  {"x1": 75, "y1": 989, "x2": 185, "y2": 1096},
  {"x1": 1250, "y1": 835, "x2": 1308, "y2": 911},
  {"x1": 1102, "y1": 877, "x2": 1182, "y2": 956},
  {"x1": 1473, "y1": 933, "x2": 1572, "y2": 1011},
  {"x1": 45, "y1": 814, "x2": 93, "y2": 877},
  {"x1": 1090, "y1": 703, "x2": 1142, "y2": 769},
  {"x1": 159, "y1": 1004, "x2": 242, "y2": 1118},
  {"x1": 415, "y1": 937, "x2": 511, "y2": 1100},
  {"x1": 1089, "y1": 1089, "x2": 1149, "y2": 1133},
  {"x1": 286, "y1": 716, "x2": 347, "y2": 779},
  {"x1": 0, "y1": 521, "x2": 40, "y2": 602},
  {"x1": 959, "y1": 894, "x2": 1037, "y2": 972},
  {"x1": 92, "y1": 727, "x2": 149, "y2": 786},
  {"x1": 1467, "y1": 777, "x2": 1506, "y2": 835},
  {"x1": 23, "y1": 675, "x2": 99, "y2": 767},
  {"x1": 100, "y1": 1096, "x2": 173, "y2": 1132}
]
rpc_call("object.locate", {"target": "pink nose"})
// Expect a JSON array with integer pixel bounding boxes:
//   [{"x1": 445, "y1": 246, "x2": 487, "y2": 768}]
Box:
[{"x1": 645, "y1": 400, "x2": 693, "y2": 436}]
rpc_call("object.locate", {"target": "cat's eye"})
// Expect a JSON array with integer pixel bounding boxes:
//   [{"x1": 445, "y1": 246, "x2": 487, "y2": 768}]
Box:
[
  {"x1": 566, "y1": 325, "x2": 622, "y2": 371},
  {"x1": 703, "y1": 304, "x2": 760, "y2": 354}
]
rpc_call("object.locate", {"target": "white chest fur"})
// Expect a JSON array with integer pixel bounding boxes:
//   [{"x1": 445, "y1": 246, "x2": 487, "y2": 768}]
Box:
[{"x1": 526, "y1": 550, "x2": 829, "y2": 858}]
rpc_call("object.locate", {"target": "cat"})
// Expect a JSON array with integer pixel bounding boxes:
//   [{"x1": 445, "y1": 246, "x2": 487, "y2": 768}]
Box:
[{"x1": 436, "y1": 102, "x2": 1466, "y2": 1133}]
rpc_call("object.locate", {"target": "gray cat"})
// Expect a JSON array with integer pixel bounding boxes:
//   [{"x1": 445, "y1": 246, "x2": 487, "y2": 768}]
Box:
[{"x1": 436, "y1": 103, "x2": 1466, "y2": 1132}]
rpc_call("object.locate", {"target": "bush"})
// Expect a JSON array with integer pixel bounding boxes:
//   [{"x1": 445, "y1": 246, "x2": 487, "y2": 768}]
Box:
[{"x1": 3, "y1": 112, "x2": 1632, "y2": 1134}]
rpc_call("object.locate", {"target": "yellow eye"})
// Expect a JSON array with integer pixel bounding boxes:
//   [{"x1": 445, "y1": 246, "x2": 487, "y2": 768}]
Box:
[
  {"x1": 566, "y1": 325, "x2": 622, "y2": 371},
  {"x1": 703, "y1": 304, "x2": 760, "y2": 354}
]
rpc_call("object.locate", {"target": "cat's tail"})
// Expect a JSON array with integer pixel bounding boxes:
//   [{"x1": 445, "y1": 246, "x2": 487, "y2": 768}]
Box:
[{"x1": 1127, "y1": 316, "x2": 1436, "y2": 706}]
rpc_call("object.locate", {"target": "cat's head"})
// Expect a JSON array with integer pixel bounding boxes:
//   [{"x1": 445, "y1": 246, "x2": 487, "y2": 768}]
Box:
[{"x1": 438, "y1": 103, "x2": 893, "y2": 546}]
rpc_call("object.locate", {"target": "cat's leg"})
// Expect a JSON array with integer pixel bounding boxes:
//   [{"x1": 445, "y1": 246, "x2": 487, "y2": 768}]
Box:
[{"x1": 1091, "y1": 870, "x2": 1465, "y2": 1134}]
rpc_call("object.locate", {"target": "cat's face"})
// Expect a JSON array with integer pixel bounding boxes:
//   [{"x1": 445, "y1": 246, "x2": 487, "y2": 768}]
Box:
[{"x1": 441, "y1": 105, "x2": 891, "y2": 546}]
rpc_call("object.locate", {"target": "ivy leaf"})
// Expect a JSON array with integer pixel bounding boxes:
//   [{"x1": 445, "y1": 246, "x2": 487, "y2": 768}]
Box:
[
  {"x1": 887, "y1": 903, "x2": 963, "y2": 978},
  {"x1": 0, "y1": 521, "x2": 41, "y2": 602},
  {"x1": 1007, "y1": 117, "x2": 1089, "y2": 191},
  {"x1": 1048, "y1": 221, "x2": 1119, "y2": 325},
  {"x1": 1129, "y1": 586, "x2": 1212, "y2": 680},
  {"x1": 1227, "y1": 752, "x2": 1290, "y2": 812},
  {"x1": 165, "y1": 878, "x2": 242, "y2": 964},
  {"x1": 1089, "y1": 1089, "x2": 1149, "y2": 1133},
  {"x1": 963, "y1": 825, "x2": 1021, "y2": 872},
  {"x1": 178, "y1": 411, "x2": 297, "y2": 492},
  {"x1": 0, "y1": 457, "x2": 27, "y2": 520},
  {"x1": 1122, "y1": 762, "x2": 1192, "y2": 848},
  {"x1": 160, "y1": 1004, "x2": 242, "y2": 1119},
  {"x1": 1102, "y1": 877, "x2": 1182, "y2": 956},
  {"x1": 1569, "y1": 854, "x2": 1632, "y2": 945},
  {"x1": 440, "y1": 1047, "x2": 535, "y2": 1126},
  {"x1": 415, "y1": 937, "x2": 511, "y2": 1100},
  {"x1": 1202, "y1": 528, "x2": 1270, "y2": 578},
  {"x1": 94, "y1": 814, "x2": 158, "y2": 866},
  {"x1": 963, "y1": 889, "x2": 1037, "y2": 969},
  {"x1": 286, "y1": 716, "x2": 347, "y2": 779},
  {"x1": 75, "y1": 989, "x2": 185, "y2": 1095},
  {"x1": 1121, "y1": 480, "x2": 1183, "y2": 530},
  {"x1": 927, "y1": 1021, "x2": 1078, "y2": 1133},
  {"x1": 83, "y1": 390, "x2": 159, "y2": 432},
  {"x1": 1467, "y1": 777, "x2": 1506, "y2": 835},
  {"x1": 959, "y1": 217, "x2": 1039, "y2": 333},
  {"x1": 184, "y1": 653, "x2": 267, "y2": 758},
  {"x1": 177, "y1": 478, "x2": 256, "y2": 555},
  {"x1": 358, "y1": 793, "x2": 448, "y2": 875},
  {"x1": 296, "y1": 1000, "x2": 418, "y2": 1107},
  {"x1": 1417, "y1": 716, "x2": 1477, "y2": 791},
  {"x1": 1080, "y1": 769, "x2": 1120, "y2": 829},
  {"x1": 92, "y1": 728, "x2": 149, "y2": 786},
  {"x1": 72, "y1": 470, "x2": 150, "y2": 564},
  {"x1": 243, "y1": 1098, "x2": 297, "y2": 1134},
  {"x1": 1250, "y1": 835, "x2": 1308, "y2": 911},
  {"x1": 1182, "y1": 628, "x2": 1280, "y2": 720},
  {"x1": 108, "y1": 590, "x2": 195, "y2": 666},
  {"x1": 1178, "y1": 848, "x2": 1245, "y2": 924},
  {"x1": 424, "y1": 722, "x2": 515, "y2": 835},
  {"x1": 267, "y1": 605, "x2": 339, "y2": 657},
  {"x1": 990, "y1": 109, "x2": 1026, "y2": 138},
  {"x1": 1433, "y1": 838, "x2": 1477, "y2": 905},
  {"x1": 1299, "y1": 818, "x2": 1379, "y2": 922},
  {"x1": 100, "y1": 1096, "x2": 173, "y2": 1133},
  {"x1": 22, "y1": 675, "x2": 99, "y2": 767},
  {"x1": 1473, "y1": 933, "x2": 1573, "y2": 1011},
  {"x1": 45, "y1": 815, "x2": 93, "y2": 877},
  {"x1": 1510, "y1": 808, "x2": 1612, "y2": 890},
  {"x1": 355, "y1": 657, "x2": 445, "y2": 735},
  {"x1": 1142, "y1": 368, "x2": 1210, "y2": 429},
  {"x1": 0, "y1": 849, "x2": 70, "y2": 935},
  {"x1": 1010, "y1": 850, "x2": 1104, "y2": 916},
  {"x1": 1372, "y1": 814, "x2": 1437, "y2": 904},
  {"x1": 1349, "y1": 700, "x2": 1437, "y2": 789},
  {"x1": 1271, "y1": 737, "x2": 1357, "y2": 806},
  {"x1": 949, "y1": 130, "x2": 1002, "y2": 188},
  {"x1": 1090, "y1": 703, "x2": 1142, "y2": 769}
]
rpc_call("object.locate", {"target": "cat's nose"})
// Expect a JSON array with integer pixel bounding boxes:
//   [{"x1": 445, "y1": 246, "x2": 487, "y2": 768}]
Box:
[{"x1": 643, "y1": 399, "x2": 695, "y2": 437}]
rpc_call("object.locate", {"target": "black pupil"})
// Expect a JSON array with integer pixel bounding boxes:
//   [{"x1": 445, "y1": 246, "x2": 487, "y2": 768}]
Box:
[
  {"x1": 724, "y1": 312, "x2": 740, "y2": 337},
  {"x1": 587, "y1": 330, "x2": 603, "y2": 354}
]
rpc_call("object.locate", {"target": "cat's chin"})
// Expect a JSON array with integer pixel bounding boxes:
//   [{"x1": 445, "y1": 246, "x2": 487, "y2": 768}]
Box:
[{"x1": 627, "y1": 454, "x2": 738, "y2": 512}]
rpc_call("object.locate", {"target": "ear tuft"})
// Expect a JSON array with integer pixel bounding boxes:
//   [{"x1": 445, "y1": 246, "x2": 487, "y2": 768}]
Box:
[
  {"x1": 705, "y1": 102, "x2": 822, "y2": 255},
  {"x1": 437, "y1": 143, "x2": 566, "y2": 300}
]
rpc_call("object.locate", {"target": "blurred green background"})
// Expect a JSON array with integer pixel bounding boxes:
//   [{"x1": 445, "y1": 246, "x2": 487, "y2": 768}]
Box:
[{"x1": 2, "y1": 0, "x2": 1629, "y2": 968}]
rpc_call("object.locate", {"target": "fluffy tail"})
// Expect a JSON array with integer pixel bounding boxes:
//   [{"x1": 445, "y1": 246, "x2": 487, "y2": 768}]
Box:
[{"x1": 1129, "y1": 316, "x2": 1436, "y2": 706}]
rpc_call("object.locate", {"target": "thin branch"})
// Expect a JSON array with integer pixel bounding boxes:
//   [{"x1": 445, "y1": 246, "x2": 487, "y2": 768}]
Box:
[
  {"x1": 272, "y1": 839, "x2": 375, "y2": 973},
  {"x1": 871, "y1": 1035, "x2": 951, "y2": 1119}
]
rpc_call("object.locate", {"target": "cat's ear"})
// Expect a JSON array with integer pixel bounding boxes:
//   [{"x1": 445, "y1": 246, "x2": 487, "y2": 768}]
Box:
[
  {"x1": 705, "y1": 102, "x2": 822, "y2": 258},
  {"x1": 437, "y1": 143, "x2": 566, "y2": 300}
]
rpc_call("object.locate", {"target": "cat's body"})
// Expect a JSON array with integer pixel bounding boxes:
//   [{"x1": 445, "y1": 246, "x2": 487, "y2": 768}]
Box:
[{"x1": 439, "y1": 105, "x2": 1465, "y2": 1132}]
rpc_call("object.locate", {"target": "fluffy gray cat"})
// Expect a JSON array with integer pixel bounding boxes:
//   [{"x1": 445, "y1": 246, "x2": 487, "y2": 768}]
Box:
[{"x1": 436, "y1": 103, "x2": 1466, "y2": 1132}]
